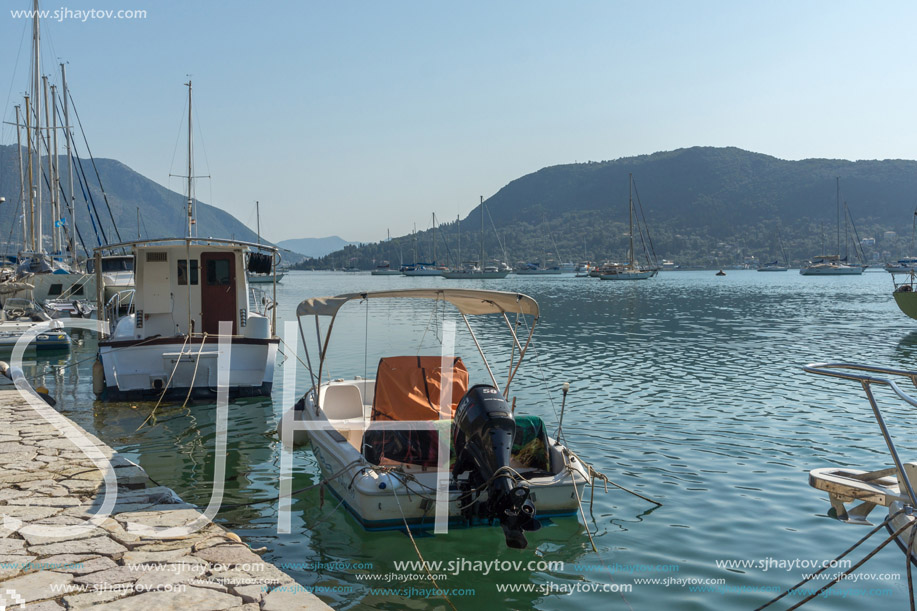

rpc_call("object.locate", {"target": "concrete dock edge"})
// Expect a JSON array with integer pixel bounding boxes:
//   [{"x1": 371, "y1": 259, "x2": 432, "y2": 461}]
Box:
[{"x1": 0, "y1": 373, "x2": 333, "y2": 610}]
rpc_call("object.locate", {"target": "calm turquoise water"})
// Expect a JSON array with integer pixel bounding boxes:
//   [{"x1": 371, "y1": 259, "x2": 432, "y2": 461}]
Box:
[{"x1": 31, "y1": 269, "x2": 917, "y2": 610}]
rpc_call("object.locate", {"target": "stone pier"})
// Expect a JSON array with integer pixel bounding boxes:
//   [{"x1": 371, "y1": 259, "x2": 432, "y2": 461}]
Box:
[{"x1": 0, "y1": 377, "x2": 332, "y2": 610}]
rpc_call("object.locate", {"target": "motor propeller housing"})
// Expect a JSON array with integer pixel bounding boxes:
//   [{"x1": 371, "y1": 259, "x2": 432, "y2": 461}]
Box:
[{"x1": 452, "y1": 384, "x2": 540, "y2": 548}]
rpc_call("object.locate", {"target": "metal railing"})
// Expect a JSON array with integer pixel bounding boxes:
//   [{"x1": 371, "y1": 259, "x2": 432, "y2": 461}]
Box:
[
  {"x1": 103, "y1": 289, "x2": 135, "y2": 336},
  {"x1": 804, "y1": 362, "x2": 917, "y2": 508}
]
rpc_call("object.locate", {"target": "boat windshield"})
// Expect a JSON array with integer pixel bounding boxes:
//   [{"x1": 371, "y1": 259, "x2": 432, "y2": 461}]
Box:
[
  {"x1": 88, "y1": 257, "x2": 134, "y2": 273},
  {"x1": 1, "y1": 298, "x2": 48, "y2": 322}
]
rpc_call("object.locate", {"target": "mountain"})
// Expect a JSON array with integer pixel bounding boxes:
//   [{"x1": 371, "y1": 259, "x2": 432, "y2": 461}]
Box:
[
  {"x1": 306, "y1": 147, "x2": 917, "y2": 269},
  {"x1": 277, "y1": 236, "x2": 357, "y2": 259},
  {"x1": 0, "y1": 144, "x2": 261, "y2": 255}
]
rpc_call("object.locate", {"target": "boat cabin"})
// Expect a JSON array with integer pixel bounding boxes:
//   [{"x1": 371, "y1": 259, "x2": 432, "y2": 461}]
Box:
[{"x1": 129, "y1": 242, "x2": 250, "y2": 339}]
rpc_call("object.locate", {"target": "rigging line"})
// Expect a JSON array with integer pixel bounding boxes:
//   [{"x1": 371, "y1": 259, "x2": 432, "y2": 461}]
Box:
[
  {"x1": 68, "y1": 129, "x2": 105, "y2": 246},
  {"x1": 390, "y1": 484, "x2": 459, "y2": 611},
  {"x1": 0, "y1": 18, "x2": 29, "y2": 145},
  {"x1": 754, "y1": 507, "x2": 906, "y2": 611},
  {"x1": 907, "y1": 522, "x2": 917, "y2": 611},
  {"x1": 49, "y1": 92, "x2": 89, "y2": 256},
  {"x1": 631, "y1": 178, "x2": 659, "y2": 266},
  {"x1": 485, "y1": 201, "x2": 509, "y2": 262},
  {"x1": 66, "y1": 89, "x2": 123, "y2": 244},
  {"x1": 135, "y1": 334, "x2": 190, "y2": 431},
  {"x1": 167, "y1": 96, "x2": 187, "y2": 190},
  {"x1": 4, "y1": 197, "x2": 23, "y2": 261},
  {"x1": 518, "y1": 313, "x2": 559, "y2": 424},
  {"x1": 783, "y1": 521, "x2": 912, "y2": 611}
]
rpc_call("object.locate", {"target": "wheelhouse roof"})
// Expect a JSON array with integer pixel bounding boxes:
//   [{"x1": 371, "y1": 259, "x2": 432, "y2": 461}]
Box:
[{"x1": 295, "y1": 289, "x2": 539, "y2": 318}]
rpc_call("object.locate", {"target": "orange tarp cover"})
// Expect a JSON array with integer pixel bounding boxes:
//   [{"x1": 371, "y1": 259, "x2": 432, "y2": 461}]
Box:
[{"x1": 371, "y1": 356, "x2": 469, "y2": 421}]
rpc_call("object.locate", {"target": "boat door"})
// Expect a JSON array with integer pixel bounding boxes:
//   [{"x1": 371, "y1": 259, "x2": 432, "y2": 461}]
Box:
[{"x1": 200, "y1": 252, "x2": 237, "y2": 335}]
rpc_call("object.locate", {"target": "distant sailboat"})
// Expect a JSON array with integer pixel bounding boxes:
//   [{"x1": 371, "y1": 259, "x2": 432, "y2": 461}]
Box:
[
  {"x1": 599, "y1": 174, "x2": 659, "y2": 280},
  {"x1": 442, "y1": 196, "x2": 509, "y2": 279},
  {"x1": 800, "y1": 178, "x2": 865, "y2": 276},
  {"x1": 515, "y1": 216, "x2": 562, "y2": 275},
  {"x1": 402, "y1": 214, "x2": 443, "y2": 276},
  {"x1": 758, "y1": 223, "x2": 789, "y2": 272},
  {"x1": 372, "y1": 230, "x2": 402, "y2": 275}
]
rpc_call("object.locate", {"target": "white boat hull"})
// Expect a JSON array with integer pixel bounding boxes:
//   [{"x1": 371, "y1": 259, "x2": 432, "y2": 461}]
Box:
[
  {"x1": 280, "y1": 380, "x2": 590, "y2": 530},
  {"x1": 402, "y1": 269, "x2": 442, "y2": 277},
  {"x1": 600, "y1": 270, "x2": 655, "y2": 280},
  {"x1": 441, "y1": 271, "x2": 510, "y2": 279},
  {"x1": 98, "y1": 336, "x2": 277, "y2": 399},
  {"x1": 799, "y1": 265, "x2": 864, "y2": 275}
]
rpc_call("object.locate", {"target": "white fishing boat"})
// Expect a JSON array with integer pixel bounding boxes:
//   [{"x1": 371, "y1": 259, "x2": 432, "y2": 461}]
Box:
[
  {"x1": 278, "y1": 288, "x2": 593, "y2": 548},
  {"x1": 443, "y1": 197, "x2": 510, "y2": 279},
  {"x1": 93, "y1": 82, "x2": 279, "y2": 400},
  {"x1": 600, "y1": 174, "x2": 659, "y2": 281},
  {"x1": 805, "y1": 362, "x2": 917, "y2": 565}
]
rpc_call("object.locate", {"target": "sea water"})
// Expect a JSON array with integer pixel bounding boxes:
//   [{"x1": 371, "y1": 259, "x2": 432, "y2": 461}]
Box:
[{"x1": 33, "y1": 269, "x2": 917, "y2": 609}]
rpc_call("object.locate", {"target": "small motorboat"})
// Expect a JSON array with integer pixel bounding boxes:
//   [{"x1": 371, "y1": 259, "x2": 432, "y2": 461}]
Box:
[
  {"x1": 279, "y1": 288, "x2": 592, "y2": 548},
  {"x1": 804, "y1": 362, "x2": 917, "y2": 564},
  {"x1": 0, "y1": 298, "x2": 70, "y2": 351},
  {"x1": 716, "y1": 270, "x2": 726, "y2": 276}
]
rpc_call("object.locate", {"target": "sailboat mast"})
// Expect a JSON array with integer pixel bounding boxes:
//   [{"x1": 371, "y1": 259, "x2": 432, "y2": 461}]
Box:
[
  {"x1": 836, "y1": 177, "x2": 840, "y2": 257},
  {"x1": 629, "y1": 173, "x2": 635, "y2": 266},
  {"x1": 25, "y1": 95, "x2": 35, "y2": 252},
  {"x1": 42, "y1": 76, "x2": 53, "y2": 255},
  {"x1": 432, "y1": 212, "x2": 436, "y2": 265},
  {"x1": 61, "y1": 63, "x2": 76, "y2": 267},
  {"x1": 186, "y1": 80, "x2": 194, "y2": 238},
  {"x1": 50, "y1": 82, "x2": 61, "y2": 256},
  {"x1": 256, "y1": 200, "x2": 261, "y2": 245},
  {"x1": 31, "y1": 0, "x2": 43, "y2": 255},
  {"x1": 480, "y1": 196, "x2": 485, "y2": 268},
  {"x1": 14, "y1": 105, "x2": 26, "y2": 250}
]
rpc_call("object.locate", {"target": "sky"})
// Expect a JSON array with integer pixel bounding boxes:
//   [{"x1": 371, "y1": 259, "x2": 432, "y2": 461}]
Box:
[{"x1": 2, "y1": 0, "x2": 916, "y2": 243}]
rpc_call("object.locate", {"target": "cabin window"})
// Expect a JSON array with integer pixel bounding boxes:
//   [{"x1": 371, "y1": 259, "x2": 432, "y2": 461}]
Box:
[
  {"x1": 206, "y1": 259, "x2": 231, "y2": 286},
  {"x1": 72, "y1": 285, "x2": 84, "y2": 296},
  {"x1": 48, "y1": 283, "x2": 63, "y2": 296},
  {"x1": 177, "y1": 260, "x2": 199, "y2": 286}
]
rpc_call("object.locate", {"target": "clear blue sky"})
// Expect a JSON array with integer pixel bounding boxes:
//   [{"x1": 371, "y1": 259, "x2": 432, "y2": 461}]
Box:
[{"x1": 2, "y1": 0, "x2": 916, "y2": 243}]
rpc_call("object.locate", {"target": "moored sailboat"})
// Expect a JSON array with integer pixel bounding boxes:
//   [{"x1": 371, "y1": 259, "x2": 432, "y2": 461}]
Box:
[{"x1": 599, "y1": 174, "x2": 659, "y2": 280}]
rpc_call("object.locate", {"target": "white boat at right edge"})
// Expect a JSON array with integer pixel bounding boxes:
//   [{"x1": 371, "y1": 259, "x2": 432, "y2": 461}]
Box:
[{"x1": 804, "y1": 362, "x2": 917, "y2": 565}]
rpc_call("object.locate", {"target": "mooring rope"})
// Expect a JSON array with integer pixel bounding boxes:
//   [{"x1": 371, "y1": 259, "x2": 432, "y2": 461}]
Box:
[
  {"x1": 136, "y1": 334, "x2": 191, "y2": 431},
  {"x1": 754, "y1": 508, "x2": 909, "y2": 610},
  {"x1": 391, "y1": 481, "x2": 458, "y2": 611}
]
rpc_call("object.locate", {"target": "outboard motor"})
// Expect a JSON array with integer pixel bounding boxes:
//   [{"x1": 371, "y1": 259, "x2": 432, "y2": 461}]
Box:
[{"x1": 452, "y1": 384, "x2": 540, "y2": 548}]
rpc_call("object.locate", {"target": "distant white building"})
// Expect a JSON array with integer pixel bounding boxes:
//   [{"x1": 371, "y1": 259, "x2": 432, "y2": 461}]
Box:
[
  {"x1": 861, "y1": 237, "x2": 875, "y2": 247},
  {"x1": 884, "y1": 231, "x2": 897, "y2": 240}
]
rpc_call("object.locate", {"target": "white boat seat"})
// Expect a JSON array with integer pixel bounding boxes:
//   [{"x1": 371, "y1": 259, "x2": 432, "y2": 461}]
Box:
[{"x1": 320, "y1": 384, "x2": 364, "y2": 420}]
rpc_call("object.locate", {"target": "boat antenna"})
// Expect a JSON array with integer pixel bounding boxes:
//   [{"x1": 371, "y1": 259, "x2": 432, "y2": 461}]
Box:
[
  {"x1": 556, "y1": 381, "x2": 570, "y2": 445},
  {"x1": 186, "y1": 80, "x2": 193, "y2": 237}
]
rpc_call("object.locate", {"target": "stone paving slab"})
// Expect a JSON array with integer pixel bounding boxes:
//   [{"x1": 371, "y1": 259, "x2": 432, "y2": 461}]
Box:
[{"x1": 0, "y1": 389, "x2": 333, "y2": 610}]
